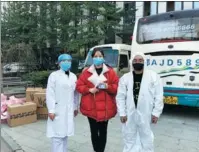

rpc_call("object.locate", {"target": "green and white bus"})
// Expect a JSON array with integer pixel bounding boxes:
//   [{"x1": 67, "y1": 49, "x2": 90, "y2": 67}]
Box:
[{"x1": 132, "y1": 9, "x2": 199, "y2": 107}]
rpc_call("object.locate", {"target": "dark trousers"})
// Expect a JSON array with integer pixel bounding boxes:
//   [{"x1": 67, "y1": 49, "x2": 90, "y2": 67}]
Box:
[{"x1": 88, "y1": 117, "x2": 109, "y2": 152}]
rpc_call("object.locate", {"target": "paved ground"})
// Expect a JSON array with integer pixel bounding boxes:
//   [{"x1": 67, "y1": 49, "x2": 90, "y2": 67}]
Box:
[
  {"x1": 1, "y1": 139, "x2": 12, "y2": 152},
  {"x1": 1, "y1": 105, "x2": 199, "y2": 152}
]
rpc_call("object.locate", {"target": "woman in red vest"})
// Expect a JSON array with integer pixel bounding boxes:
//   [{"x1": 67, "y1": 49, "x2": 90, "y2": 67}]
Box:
[{"x1": 76, "y1": 48, "x2": 119, "y2": 152}]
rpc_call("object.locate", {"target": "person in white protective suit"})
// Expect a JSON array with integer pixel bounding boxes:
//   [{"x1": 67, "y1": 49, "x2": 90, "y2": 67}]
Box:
[
  {"x1": 46, "y1": 54, "x2": 79, "y2": 152},
  {"x1": 116, "y1": 52, "x2": 164, "y2": 152}
]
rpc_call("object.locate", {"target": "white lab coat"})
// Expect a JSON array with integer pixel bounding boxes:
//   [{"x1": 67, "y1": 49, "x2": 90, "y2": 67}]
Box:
[
  {"x1": 46, "y1": 69, "x2": 79, "y2": 138},
  {"x1": 116, "y1": 70, "x2": 164, "y2": 152}
]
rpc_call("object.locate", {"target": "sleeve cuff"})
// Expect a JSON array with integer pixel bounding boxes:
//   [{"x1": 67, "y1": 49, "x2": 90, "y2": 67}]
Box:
[
  {"x1": 73, "y1": 105, "x2": 78, "y2": 110},
  {"x1": 152, "y1": 111, "x2": 160, "y2": 118},
  {"x1": 48, "y1": 109, "x2": 55, "y2": 113},
  {"x1": 119, "y1": 111, "x2": 126, "y2": 117}
]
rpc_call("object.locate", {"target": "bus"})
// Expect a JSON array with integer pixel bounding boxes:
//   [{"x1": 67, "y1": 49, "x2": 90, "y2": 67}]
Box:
[
  {"x1": 84, "y1": 44, "x2": 131, "y2": 77},
  {"x1": 131, "y1": 9, "x2": 199, "y2": 107}
]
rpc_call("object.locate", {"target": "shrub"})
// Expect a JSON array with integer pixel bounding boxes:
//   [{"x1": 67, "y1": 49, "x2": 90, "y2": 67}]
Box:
[{"x1": 22, "y1": 71, "x2": 53, "y2": 88}]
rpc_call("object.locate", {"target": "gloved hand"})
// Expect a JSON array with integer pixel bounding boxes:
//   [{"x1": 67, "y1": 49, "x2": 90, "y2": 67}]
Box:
[{"x1": 120, "y1": 116, "x2": 127, "y2": 123}]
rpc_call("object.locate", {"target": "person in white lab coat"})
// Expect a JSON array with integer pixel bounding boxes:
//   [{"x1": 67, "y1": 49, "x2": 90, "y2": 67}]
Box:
[
  {"x1": 116, "y1": 52, "x2": 164, "y2": 152},
  {"x1": 46, "y1": 54, "x2": 79, "y2": 152}
]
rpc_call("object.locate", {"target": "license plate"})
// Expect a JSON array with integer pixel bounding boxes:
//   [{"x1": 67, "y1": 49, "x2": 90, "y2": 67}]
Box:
[{"x1": 163, "y1": 96, "x2": 178, "y2": 105}]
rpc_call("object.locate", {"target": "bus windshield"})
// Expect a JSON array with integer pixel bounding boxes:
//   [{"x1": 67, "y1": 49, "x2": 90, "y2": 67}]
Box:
[
  {"x1": 137, "y1": 16, "x2": 199, "y2": 44},
  {"x1": 85, "y1": 48, "x2": 119, "y2": 67}
]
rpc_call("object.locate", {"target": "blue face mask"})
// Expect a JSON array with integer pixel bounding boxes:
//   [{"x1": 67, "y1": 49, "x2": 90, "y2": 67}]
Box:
[
  {"x1": 60, "y1": 62, "x2": 71, "y2": 71},
  {"x1": 93, "y1": 57, "x2": 104, "y2": 66}
]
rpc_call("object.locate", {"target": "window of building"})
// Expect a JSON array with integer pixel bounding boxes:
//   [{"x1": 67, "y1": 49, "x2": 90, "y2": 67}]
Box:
[
  {"x1": 144, "y1": 1, "x2": 151, "y2": 16},
  {"x1": 167, "y1": 1, "x2": 174, "y2": 12},
  {"x1": 150, "y1": 2, "x2": 158, "y2": 15},
  {"x1": 193, "y1": 2, "x2": 199, "y2": 9},
  {"x1": 124, "y1": 2, "x2": 129, "y2": 11},
  {"x1": 174, "y1": 2, "x2": 183, "y2": 10},
  {"x1": 122, "y1": 2, "x2": 136, "y2": 44},
  {"x1": 124, "y1": 2, "x2": 136, "y2": 24}
]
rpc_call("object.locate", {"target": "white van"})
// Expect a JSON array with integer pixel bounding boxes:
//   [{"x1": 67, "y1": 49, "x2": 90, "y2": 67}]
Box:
[
  {"x1": 84, "y1": 44, "x2": 131, "y2": 77},
  {"x1": 3, "y1": 62, "x2": 26, "y2": 75}
]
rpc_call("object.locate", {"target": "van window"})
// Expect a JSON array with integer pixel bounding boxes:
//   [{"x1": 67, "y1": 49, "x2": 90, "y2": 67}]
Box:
[
  {"x1": 128, "y1": 51, "x2": 131, "y2": 59},
  {"x1": 119, "y1": 55, "x2": 128, "y2": 68},
  {"x1": 85, "y1": 49, "x2": 119, "y2": 67}
]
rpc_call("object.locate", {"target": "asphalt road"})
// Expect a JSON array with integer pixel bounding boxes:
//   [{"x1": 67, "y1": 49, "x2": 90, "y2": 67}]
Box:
[
  {"x1": 1, "y1": 104, "x2": 199, "y2": 152},
  {"x1": 1, "y1": 139, "x2": 12, "y2": 152},
  {"x1": 163, "y1": 104, "x2": 199, "y2": 117}
]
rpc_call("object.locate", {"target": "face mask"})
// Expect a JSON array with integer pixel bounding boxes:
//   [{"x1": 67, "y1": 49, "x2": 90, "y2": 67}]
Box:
[
  {"x1": 93, "y1": 57, "x2": 104, "y2": 66},
  {"x1": 60, "y1": 62, "x2": 71, "y2": 71},
  {"x1": 133, "y1": 63, "x2": 144, "y2": 71}
]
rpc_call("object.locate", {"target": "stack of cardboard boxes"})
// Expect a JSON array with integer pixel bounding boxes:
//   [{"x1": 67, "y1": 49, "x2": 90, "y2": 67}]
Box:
[
  {"x1": 7, "y1": 87, "x2": 48, "y2": 127},
  {"x1": 34, "y1": 92, "x2": 48, "y2": 119}
]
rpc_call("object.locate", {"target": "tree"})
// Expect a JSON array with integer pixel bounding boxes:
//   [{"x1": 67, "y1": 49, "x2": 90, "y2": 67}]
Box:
[
  {"x1": 2, "y1": 42, "x2": 37, "y2": 71},
  {"x1": 57, "y1": 2, "x2": 72, "y2": 51},
  {"x1": 78, "y1": 2, "x2": 124, "y2": 54},
  {"x1": 1, "y1": 2, "x2": 23, "y2": 44},
  {"x1": 46, "y1": 2, "x2": 58, "y2": 48},
  {"x1": 57, "y1": 2, "x2": 85, "y2": 52},
  {"x1": 118, "y1": 2, "x2": 137, "y2": 44},
  {"x1": 37, "y1": 2, "x2": 48, "y2": 49},
  {"x1": 1, "y1": 2, "x2": 125, "y2": 62},
  {"x1": 82, "y1": 2, "x2": 106, "y2": 48},
  {"x1": 1, "y1": 2, "x2": 40, "y2": 65},
  {"x1": 99, "y1": 2, "x2": 124, "y2": 43}
]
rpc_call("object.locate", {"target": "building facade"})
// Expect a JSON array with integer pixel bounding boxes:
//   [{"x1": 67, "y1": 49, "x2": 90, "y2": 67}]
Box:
[
  {"x1": 116, "y1": 1, "x2": 199, "y2": 44},
  {"x1": 135, "y1": 1, "x2": 199, "y2": 19}
]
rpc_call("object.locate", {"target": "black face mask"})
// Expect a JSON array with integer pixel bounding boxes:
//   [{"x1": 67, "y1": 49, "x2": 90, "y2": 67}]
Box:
[{"x1": 133, "y1": 63, "x2": 144, "y2": 71}]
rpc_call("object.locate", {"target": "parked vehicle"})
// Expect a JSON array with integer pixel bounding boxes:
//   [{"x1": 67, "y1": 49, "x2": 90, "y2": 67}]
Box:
[
  {"x1": 131, "y1": 9, "x2": 199, "y2": 107},
  {"x1": 84, "y1": 44, "x2": 131, "y2": 77}
]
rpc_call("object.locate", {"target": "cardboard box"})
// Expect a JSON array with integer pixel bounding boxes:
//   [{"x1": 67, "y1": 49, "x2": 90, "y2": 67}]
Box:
[
  {"x1": 26, "y1": 88, "x2": 43, "y2": 102},
  {"x1": 37, "y1": 107, "x2": 48, "y2": 119},
  {"x1": 33, "y1": 93, "x2": 46, "y2": 108},
  {"x1": 7, "y1": 102, "x2": 37, "y2": 127},
  {"x1": 41, "y1": 89, "x2": 46, "y2": 92}
]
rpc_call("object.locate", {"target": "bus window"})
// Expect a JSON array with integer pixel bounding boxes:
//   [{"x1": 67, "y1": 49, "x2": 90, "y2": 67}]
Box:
[
  {"x1": 137, "y1": 16, "x2": 199, "y2": 44},
  {"x1": 119, "y1": 54, "x2": 128, "y2": 69}
]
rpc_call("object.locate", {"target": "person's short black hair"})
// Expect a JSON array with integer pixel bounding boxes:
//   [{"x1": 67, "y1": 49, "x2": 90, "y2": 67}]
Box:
[{"x1": 91, "y1": 48, "x2": 105, "y2": 58}]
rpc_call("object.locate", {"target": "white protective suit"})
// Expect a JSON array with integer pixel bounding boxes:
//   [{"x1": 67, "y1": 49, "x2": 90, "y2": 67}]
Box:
[
  {"x1": 46, "y1": 69, "x2": 79, "y2": 138},
  {"x1": 116, "y1": 52, "x2": 164, "y2": 152}
]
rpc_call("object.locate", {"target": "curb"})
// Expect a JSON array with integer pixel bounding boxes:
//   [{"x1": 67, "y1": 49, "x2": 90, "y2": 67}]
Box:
[{"x1": 1, "y1": 129, "x2": 25, "y2": 152}]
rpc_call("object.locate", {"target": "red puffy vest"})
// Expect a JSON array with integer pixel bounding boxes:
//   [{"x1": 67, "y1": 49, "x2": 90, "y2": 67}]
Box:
[{"x1": 76, "y1": 66, "x2": 119, "y2": 121}]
